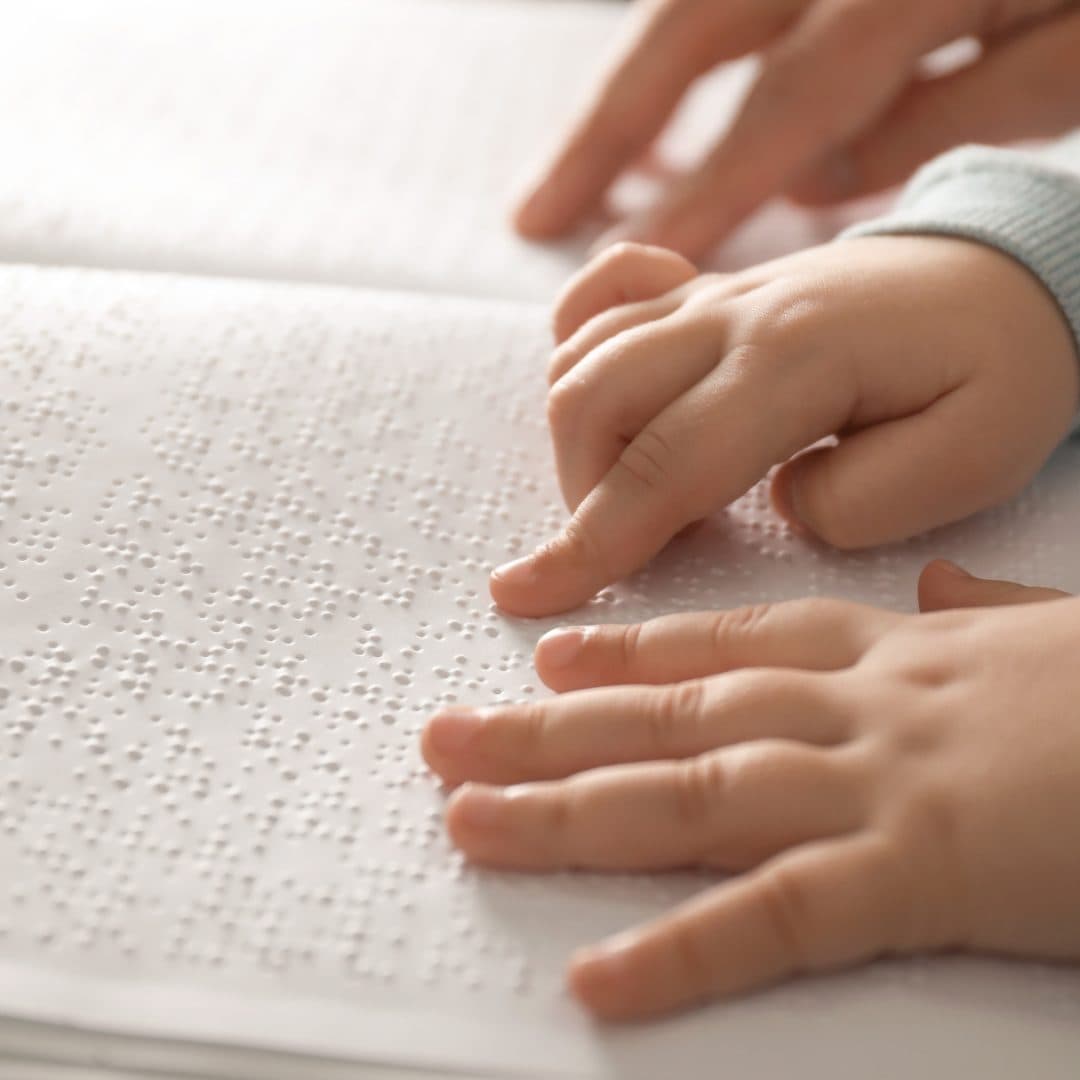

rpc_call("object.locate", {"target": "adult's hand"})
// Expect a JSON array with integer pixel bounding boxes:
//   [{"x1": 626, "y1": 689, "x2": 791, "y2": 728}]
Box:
[{"x1": 514, "y1": 0, "x2": 1080, "y2": 260}]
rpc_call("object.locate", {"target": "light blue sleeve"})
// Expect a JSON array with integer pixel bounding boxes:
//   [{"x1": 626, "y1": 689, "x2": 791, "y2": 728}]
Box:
[{"x1": 840, "y1": 134, "x2": 1080, "y2": 435}]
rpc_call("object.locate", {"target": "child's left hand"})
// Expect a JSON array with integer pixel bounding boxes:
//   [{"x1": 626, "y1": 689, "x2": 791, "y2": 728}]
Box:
[{"x1": 423, "y1": 561, "x2": 1080, "y2": 1021}]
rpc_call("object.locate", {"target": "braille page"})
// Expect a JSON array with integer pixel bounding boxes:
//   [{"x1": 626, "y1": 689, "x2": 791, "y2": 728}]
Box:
[
  {"x1": 0, "y1": 0, "x2": 872, "y2": 305},
  {"x1": 1, "y1": 265, "x2": 1079, "y2": 1080}
]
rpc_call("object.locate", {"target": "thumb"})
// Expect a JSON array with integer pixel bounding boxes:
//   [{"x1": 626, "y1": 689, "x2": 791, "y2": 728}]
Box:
[{"x1": 917, "y1": 559, "x2": 1070, "y2": 613}]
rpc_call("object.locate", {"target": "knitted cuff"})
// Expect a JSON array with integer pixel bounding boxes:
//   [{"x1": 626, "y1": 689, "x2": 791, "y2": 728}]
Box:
[{"x1": 840, "y1": 144, "x2": 1080, "y2": 436}]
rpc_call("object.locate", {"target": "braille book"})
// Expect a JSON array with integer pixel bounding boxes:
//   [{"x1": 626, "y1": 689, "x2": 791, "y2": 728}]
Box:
[{"x1": 0, "y1": 3, "x2": 1078, "y2": 1079}]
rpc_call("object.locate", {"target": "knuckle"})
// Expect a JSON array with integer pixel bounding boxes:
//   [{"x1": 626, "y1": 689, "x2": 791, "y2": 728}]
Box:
[
  {"x1": 728, "y1": 284, "x2": 824, "y2": 356},
  {"x1": 516, "y1": 702, "x2": 549, "y2": 756},
  {"x1": 679, "y1": 277, "x2": 734, "y2": 320},
  {"x1": 884, "y1": 785, "x2": 966, "y2": 949},
  {"x1": 546, "y1": 376, "x2": 586, "y2": 431},
  {"x1": 546, "y1": 513, "x2": 606, "y2": 575},
  {"x1": 708, "y1": 603, "x2": 774, "y2": 656},
  {"x1": 884, "y1": 639, "x2": 961, "y2": 694},
  {"x1": 649, "y1": 678, "x2": 706, "y2": 751},
  {"x1": 618, "y1": 622, "x2": 645, "y2": 673},
  {"x1": 673, "y1": 749, "x2": 725, "y2": 827},
  {"x1": 616, "y1": 426, "x2": 681, "y2": 497},
  {"x1": 785, "y1": 596, "x2": 858, "y2": 628},
  {"x1": 757, "y1": 865, "x2": 816, "y2": 971},
  {"x1": 859, "y1": 629, "x2": 961, "y2": 698},
  {"x1": 543, "y1": 787, "x2": 574, "y2": 848},
  {"x1": 666, "y1": 919, "x2": 717, "y2": 1002}
]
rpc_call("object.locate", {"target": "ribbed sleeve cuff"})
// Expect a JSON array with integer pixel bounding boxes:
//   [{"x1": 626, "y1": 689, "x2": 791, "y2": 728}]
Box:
[{"x1": 840, "y1": 145, "x2": 1080, "y2": 436}]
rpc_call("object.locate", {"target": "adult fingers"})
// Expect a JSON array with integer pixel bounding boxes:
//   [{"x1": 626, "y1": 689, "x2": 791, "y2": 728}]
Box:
[
  {"x1": 917, "y1": 559, "x2": 1071, "y2": 613},
  {"x1": 423, "y1": 669, "x2": 854, "y2": 787},
  {"x1": 612, "y1": 0, "x2": 939, "y2": 259},
  {"x1": 791, "y1": 10, "x2": 1080, "y2": 205},
  {"x1": 551, "y1": 242, "x2": 698, "y2": 348},
  {"x1": 514, "y1": 0, "x2": 797, "y2": 240},
  {"x1": 534, "y1": 599, "x2": 899, "y2": 692},
  {"x1": 570, "y1": 835, "x2": 908, "y2": 1020},
  {"x1": 444, "y1": 740, "x2": 864, "y2": 872}
]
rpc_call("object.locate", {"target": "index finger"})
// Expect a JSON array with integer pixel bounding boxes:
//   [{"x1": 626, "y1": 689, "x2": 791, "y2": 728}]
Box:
[
  {"x1": 490, "y1": 433, "x2": 700, "y2": 617},
  {"x1": 514, "y1": 0, "x2": 797, "y2": 240},
  {"x1": 490, "y1": 337, "x2": 844, "y2": 617}
]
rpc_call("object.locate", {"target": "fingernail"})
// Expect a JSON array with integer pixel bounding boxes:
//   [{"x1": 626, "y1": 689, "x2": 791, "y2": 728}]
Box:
[
  {"x1": 492, "y1": 554, "x2": 539, "y2": 588},
  {"x1": 770, "y1": 467, "x2": 814, "y2": 540},
  {"x1": 537, "y1": 627, "x2": 588, "y2": 669},
  {"x1": 573, "y1": 931, "x2": 637, "y2": 972},
  {"x1": 426, "y1": 709, "x2": 486, "y2": 755},
  {"x1": 936, "y1": 560, "x2": 972, "y2": 579},
  {"x1": 587, "y1": 220, "x2": 645, "y2": 259},
  {"x1": 514, "y1": 183, "x2": 545, "y2": 227},
  {"x1": 455, "y1": 784, "x2": 506, "y2": 828}
]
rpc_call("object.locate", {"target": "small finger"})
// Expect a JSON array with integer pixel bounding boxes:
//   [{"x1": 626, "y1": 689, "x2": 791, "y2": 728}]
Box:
[
  {"x1": 551, "y1": 242, "x2": 698, "y2": 347},
  {"x1": 570, "y1": 835, "x2": 907, "y2": 1020},
  {"x1": 444, "y1": 741, "x2": 864, "y2": 873},
  {"x1": 549, "y1": 294, "x2": 686, "y2": 388},
  {"x1": 548, "y1": 311, "x2": 722, "y2": 510},
  {"x1": 535, "y1": 600, "x2": 898, "y2": 692},
  {"x1": 423, "y1": 670, "x2": 853, "y2": 786}
]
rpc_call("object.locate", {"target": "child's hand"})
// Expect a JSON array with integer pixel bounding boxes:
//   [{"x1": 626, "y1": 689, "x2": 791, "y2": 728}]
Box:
[
  {"x1": 424, "y1": 561, "x2": 1080, "y2": 1021},
  {"x1": 490, "y1": 240, "x2": 1078, "y2": 617},
  {"x1": 514, "y1": 0, "x2": 1080, "y2": 257}
]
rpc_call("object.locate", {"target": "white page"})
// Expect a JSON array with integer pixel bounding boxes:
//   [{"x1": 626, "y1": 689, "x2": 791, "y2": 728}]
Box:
[
  {"x1": 0, "y1": 0, "x2": 874, "y2": 304},
  {"x1": 0, "y1": 264, "x2": 1079, "y2": 1079}
]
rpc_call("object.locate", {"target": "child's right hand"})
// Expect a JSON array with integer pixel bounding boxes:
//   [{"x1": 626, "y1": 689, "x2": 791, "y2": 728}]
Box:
[{"x1": 491, "y1": 239, "x2": 1079, "y2": 617}]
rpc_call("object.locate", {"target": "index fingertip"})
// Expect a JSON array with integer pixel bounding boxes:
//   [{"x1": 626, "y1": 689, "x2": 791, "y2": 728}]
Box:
[
  {"x1": 489, "y1": 555, "x2": 543, "y2": 616},
  {"x1": 490, "y1": 548, "x2": 599, "y2": 618}
]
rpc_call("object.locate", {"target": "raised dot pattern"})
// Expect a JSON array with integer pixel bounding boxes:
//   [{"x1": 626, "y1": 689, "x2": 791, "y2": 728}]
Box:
[{"x1": 1, "y1": 265, "x2": 1079, "y2": 1064}]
